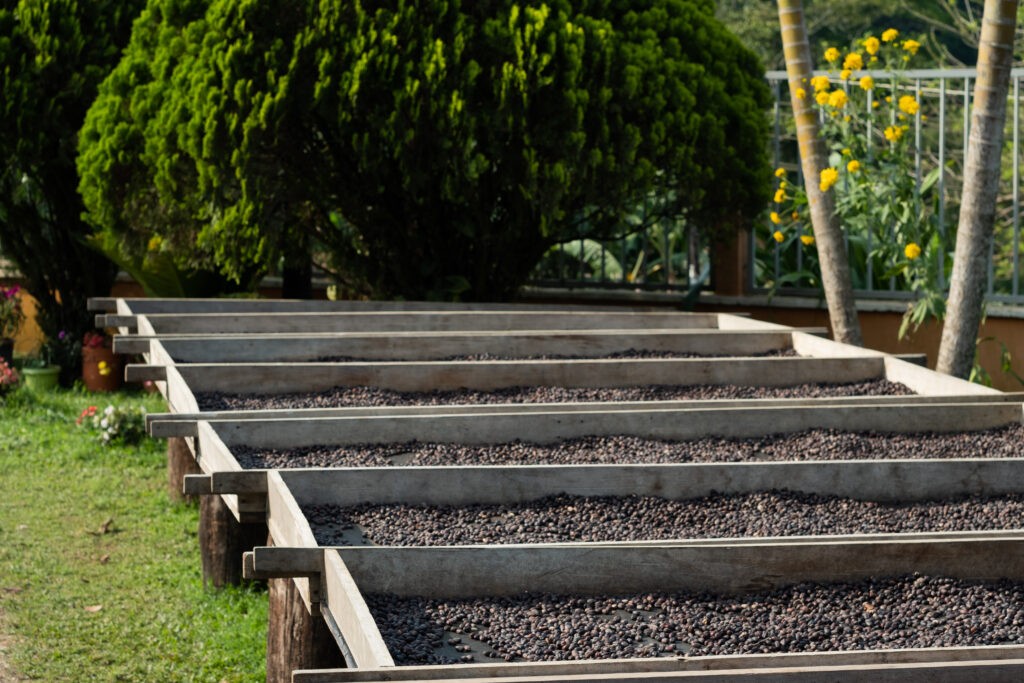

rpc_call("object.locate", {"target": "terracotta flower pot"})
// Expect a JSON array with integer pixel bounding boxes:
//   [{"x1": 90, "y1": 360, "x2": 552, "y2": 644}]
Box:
[{"x1": 82, "y1": 346, "x2": 123, "y2": 392}]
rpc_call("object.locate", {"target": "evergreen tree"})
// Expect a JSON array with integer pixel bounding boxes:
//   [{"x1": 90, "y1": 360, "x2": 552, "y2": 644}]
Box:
[
  {"x1": 81, "y1": 0, "x2": 772, "y2": 300},
  {"x1": 0, "y1": 0, "x2": 143, "y2": 362}
]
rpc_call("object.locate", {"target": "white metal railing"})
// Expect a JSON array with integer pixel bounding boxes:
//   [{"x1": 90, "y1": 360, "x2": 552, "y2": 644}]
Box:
[{"x1": 757, "y1": 68, "x2": 1024, "y2": 304}]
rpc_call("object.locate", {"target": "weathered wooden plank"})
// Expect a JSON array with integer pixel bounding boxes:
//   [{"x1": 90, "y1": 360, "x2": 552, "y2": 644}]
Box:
[
  {"x1": 210, "y1": 470, "x2": 268, "y2": 494},
  {"x1": 143, "y1": 392, "x2": 1024, "y2": 438},
  {"x1": 247, "y1": 547, "x2": 322, "y2": 578},
  {"x1": 274, "y1": 459, "x2": 1024, "y2": 507},
  {"x1": 182, "y1": 474, "x2": 212, "y2": 496},
  {"x1": 159, "y1": 356, "x2": 886, "y2": 394},
  {"x1": 883, "y1": 354, "x2": 999, "y2": 395},
  {"x1": 327, "y1": 538, "x2": 1024, "y2": 598},
  {"x1": 291, "y1": 646, "x2": 1024, "y2": 682},
  {"x1": 204, "y1": 402, "x2": 1024, "y2": 449},
  {"x1": 267, "y1": 471, "x2": 319, "y2": 550},
  {"x1": 290, "y1": 659, "x2": 1024, "y2": 682},
  {"x1": 132, "y1": 310, "x2": 734, "y2": 334},
  {"x1": 115, "y1": 329, "x2": 803, "y2": 364},
  {"x1": 195, "y1": 422, "x2": 244, "y2": 474},
  {"x1": 106, "y1": 297, "x2": 665, "y2": 315},
  {"x1": 321, "y1": 550, "x2": 396, "y2": 669}
]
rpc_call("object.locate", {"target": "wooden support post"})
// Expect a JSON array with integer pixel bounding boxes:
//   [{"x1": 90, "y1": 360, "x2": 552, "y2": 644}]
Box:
[
  {"x1": 711, "y1": 227, "x2": 750, "y2": 297},
  {"x1": 267, "y1": 576, "x2": 346, "y2": 683},
  {"x1": 198, "y1": 493, "x2": 268, "y2": 588},
  {"x1": 167, "y1": 436, "x2": 202, "y2": 504}
]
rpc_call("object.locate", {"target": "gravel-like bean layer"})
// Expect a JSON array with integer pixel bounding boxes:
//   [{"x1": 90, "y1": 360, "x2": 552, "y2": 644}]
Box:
[
  {"x1": 316, "y1": 348, "x2": 800, "y2": 362},
  {"x1": 303, "y1": 491, "x2": 1024, "y2": 547},
  {"x1": 232, "y1": 423, "x2": 1024, "y2": 470},
  {"x1": 367, "y1": 575, "x2": 1024, "y2": 664},
  {"x1": 198, "y1": 378, "x2": 913, "y2": 411}
]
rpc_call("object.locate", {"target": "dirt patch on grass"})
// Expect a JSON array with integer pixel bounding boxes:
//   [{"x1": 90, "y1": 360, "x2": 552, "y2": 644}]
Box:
[{"x1": 0, "y1": 609, "x2": 21, "y2": 683}]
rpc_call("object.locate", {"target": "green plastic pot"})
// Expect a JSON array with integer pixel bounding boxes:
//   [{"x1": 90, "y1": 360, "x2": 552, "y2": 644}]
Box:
[{"x1": 21, "y1": 365, "x2": 60, "y2": 392}]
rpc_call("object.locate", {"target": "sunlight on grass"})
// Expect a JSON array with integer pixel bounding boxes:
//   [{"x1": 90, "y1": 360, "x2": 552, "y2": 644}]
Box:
[{"x1": 0, "y1": 387, "x2": 266, "y2": 681}]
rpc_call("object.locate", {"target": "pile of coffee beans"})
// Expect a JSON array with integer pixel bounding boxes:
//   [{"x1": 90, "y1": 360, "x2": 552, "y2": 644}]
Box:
[
  {"x1": 232, "y1": 424, "x2": 1024, "y2": 469},
  {"x1": 366, "y1": 575, "x2": 1024, "y2": 664},
  {"x1": 198, "y1": 378, "x2": 913, "y2": 411},
  {"x1": 303, "y1": 491, "x2": 1024, "y2": 547}
]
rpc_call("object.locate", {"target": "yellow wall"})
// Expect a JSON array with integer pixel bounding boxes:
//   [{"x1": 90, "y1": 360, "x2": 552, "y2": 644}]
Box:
[{"x1": 11, "y1": 290, "x2": 45, "y2": 356}]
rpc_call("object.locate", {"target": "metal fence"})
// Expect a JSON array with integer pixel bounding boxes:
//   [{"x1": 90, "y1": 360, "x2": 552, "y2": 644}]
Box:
[
  {"x1": 756, "y1": 67, "x2": 1024, "y2": 304},
  {"x1": 531, "y1": 67, "x2": 1024, "y2": 306}
]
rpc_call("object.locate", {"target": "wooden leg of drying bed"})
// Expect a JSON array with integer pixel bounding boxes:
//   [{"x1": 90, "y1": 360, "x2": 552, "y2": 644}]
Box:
[
  {"x1": 199, "y1": 493, "x2": 267, "y2": 588},
  {"x1": 167, "y1": 436, "x2": 202, "y2": 504},
  {"x1": 266, "y1": 575, "x2": 346, "y2": 683}
]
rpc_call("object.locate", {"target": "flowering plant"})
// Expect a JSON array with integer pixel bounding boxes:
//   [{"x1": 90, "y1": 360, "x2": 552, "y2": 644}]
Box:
[
  {"x1": 0, "y1": 358, "x2": 19, "y2": 394},
  {"x1": 77, "y1": 404, "x2": 147, "y2": 446},
  {"x1": 0, "y1": 285, "x2": 25, "y2": 338},
  {"x1": 83, "y1": 331, "x2": 111, "y2": 349},
  {"x1": 766, "y1": 28, "x2": 946, "y2": 337},
  {"x1": 48, "y1": 330, "x2": 81, "y2": 374}
]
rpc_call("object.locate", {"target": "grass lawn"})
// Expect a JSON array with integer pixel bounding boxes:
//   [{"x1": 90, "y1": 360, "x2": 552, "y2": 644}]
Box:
[{"x1": 0, "y1": 387, "x2": 266, "y2": 682}]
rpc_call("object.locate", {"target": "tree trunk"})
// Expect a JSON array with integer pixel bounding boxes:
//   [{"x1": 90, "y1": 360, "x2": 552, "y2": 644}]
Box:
[
  {"x1": 776, "y1": 0, "x2": 863, "y2": 346},
  {"x1": 281, "y1": 228, "x2": 313, "y2": 299},
  {"x1": 937, "y1": 0, "x2": 1019, "y2": 378}
]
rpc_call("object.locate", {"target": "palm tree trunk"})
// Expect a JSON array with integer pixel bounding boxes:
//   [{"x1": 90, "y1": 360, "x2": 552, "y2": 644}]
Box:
[
  {"x1": 776, "y1": 0, "x2": 863, "y2": 346},
  {"x1": 936, "y1": 0, "x2": 1019, "y2": 378}
]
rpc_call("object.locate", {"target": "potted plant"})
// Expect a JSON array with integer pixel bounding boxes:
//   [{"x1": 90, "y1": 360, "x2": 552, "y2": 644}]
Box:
[
  {"x1": 0, "y1": 285, "x2": 24, "y2": 366},
  {"x1": 21, "y1": 337, "x2": 60, "y2": 392},
  {"x1": 81, "y1": 331, "x2": 123, "y2": 392}
]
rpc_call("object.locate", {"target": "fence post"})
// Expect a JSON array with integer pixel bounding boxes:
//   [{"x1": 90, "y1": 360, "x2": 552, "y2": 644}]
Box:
[{"x1": 711, "y1": 228, "x2": 750, "y2": 297}]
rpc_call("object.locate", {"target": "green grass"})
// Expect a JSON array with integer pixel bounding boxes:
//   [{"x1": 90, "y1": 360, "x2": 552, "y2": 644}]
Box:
[{"x1": 0, "y1": 387, "x2": 266, "y2": 682}]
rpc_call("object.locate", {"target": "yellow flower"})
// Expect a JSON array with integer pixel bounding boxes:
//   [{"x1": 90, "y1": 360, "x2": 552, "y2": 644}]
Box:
[
  {"x1": 859, "y1": 75, "x2": 874, "y2": 91},
  {"x1": 840, "y1": 69, "x2": 852, "y2": 81},
  {"x1": 882, "y1": 28, "x2": 899, "y2": 43},
  {"x1": 774, "y1": 189, "x2": 786, "y2": 204},
  {"x1": 824, "y1": 47, "x2": 841, "y2": 63},
  {"x1": 811, "y1": 75, "x2": 831, "y2": 92},
  {"x1": 819, "y1": 167, "x2": 839, "y2": 192},
  {"x1": 847, "y1": 159, "x2": 861, "y2": 173},
  {"x1": 827, "y1": 89, "x2": 848, "y2": 108},
  {"x1": 775, "y1": 167, "x2": 787, "y2": 178},
  {"x1": 795, "y1": 87, "x2": 807, "y2": 100},
  {"x1": 864, "y1": 37, "x2": 880, "y2": 55},
  {"x1": 770, "y1": 211, "x2": 782, "y2": 225},
  {"x1": 800, "y1": 235, "x2": 815, "y2": 246},
  {"x1": 884, "y1": 125, "x2": 904, "y2": 142},
  {"x1": 815, "y1": 90, "x2": 830, "y2": 106},
  {"x1": 147, "y1": 235, "x2": 163, "y2": 252},
  {"x1": 791, "y1": 211, "x2": 800, "y2": 220},
  {"x1": 872, "y1": 101, "x2": 880, "y2": 108},
  {"x1": 898, "y1": 95, "x2": 919, "y2": 115},
  {"x1": 905, "y1": 242, "x2": 922, "y2": 260},
  {"x1": 842, "y1": 53, "x2": 863, "y2": 71},
  {"x1": 841, "y1": 148, "x2": 851, "y2": 156},
  {"x1": 779, "y1": 180, "x2": 788, "y2": 189},
  {"x1": 98, "y1": 360, "x2": 111, "y2": 377},
  {"x1": 772, "y1": 230, "x2": 785, "y2": 243},
  {"x1": 902, "y1": 39, "x2": 921, "y2": 55}
]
